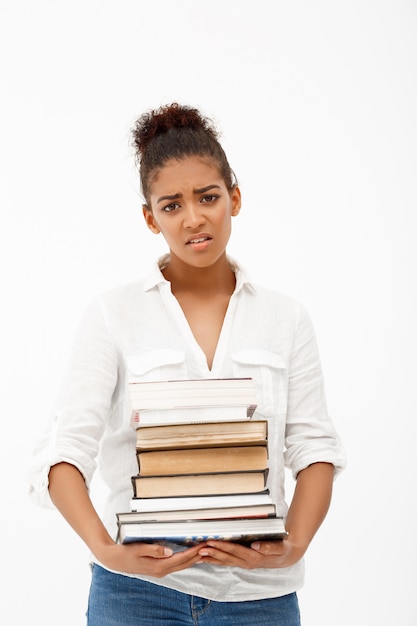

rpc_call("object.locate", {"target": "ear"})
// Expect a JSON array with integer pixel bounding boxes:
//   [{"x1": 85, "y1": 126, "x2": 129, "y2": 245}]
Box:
[
  {"x1": 230, "y1": 185, "x2": 242, "y2": 217},
  {"x1": 142, "y1": 204, "x2": 161, "y2": 234}
]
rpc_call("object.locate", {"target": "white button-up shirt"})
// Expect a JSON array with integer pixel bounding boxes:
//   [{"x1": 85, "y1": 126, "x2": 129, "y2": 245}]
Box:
[{"x1": 29, "y1": 255, "x2": 346, "y2": 601}]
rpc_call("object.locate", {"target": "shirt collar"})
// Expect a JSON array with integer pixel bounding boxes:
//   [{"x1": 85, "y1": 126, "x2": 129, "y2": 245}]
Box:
[{"x1": 142, "y1": 254, "x2": 257, "y2": 295}]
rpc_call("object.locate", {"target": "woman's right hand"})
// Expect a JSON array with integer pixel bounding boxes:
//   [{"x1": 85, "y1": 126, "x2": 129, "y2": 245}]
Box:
[{"x1": 94, "y1": 540, "x2": 206, "y2": 578}]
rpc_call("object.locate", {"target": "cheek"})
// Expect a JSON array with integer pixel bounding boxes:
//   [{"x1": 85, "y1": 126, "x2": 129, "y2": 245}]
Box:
[
  {"x1": 153, "y1": 217, "x2": 173, "y2": 238},
  {"x1": 219, "y1": 209, "x2": 233, "y2": 233}
]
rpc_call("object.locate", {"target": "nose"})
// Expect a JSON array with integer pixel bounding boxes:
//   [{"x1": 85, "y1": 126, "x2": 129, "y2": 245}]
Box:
[{"x1": 182, "y1": 203, "x2": 206, "y2": 228}]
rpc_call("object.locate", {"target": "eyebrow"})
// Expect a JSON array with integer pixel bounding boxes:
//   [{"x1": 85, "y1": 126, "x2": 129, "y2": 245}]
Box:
[{"x1": 156, "y1": 184, "x2": 221, "y2": 205}]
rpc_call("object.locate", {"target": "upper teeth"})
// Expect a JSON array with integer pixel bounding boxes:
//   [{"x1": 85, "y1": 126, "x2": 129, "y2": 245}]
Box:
[{"x1": 190, "y1": 238, "x2": 207, "y2": 243}]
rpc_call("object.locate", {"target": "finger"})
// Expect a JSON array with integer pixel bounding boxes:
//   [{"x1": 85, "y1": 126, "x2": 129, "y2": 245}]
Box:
[
  {"x1": 156, "y1": 550, "x2": 208, "y2": 576},
  {"x1": 203, "y1": 540, "x2": 249, "y2": 556},
  {"x1": 143, "y1": 546, "x2": 208, "y2": 576},
  {"x1": 138, "y1": 540, "x2": 205, "y2": 560},
  {"x1": 160, "y1": 543, "x2": 205, "y2": 563},
  {"x1": 198, "y1": 542, "x2": 251, "y2": 567},
  {"x1": 250, "y1": 540, "x2": 286, "y2": 556},
  {"x1": 132, "y1": 542, "x2": 174, "y2": 558}
]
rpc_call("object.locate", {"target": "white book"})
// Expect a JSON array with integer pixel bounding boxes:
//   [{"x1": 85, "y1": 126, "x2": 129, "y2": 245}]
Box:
[
  {"x1": 128, "y1": 378, "x2": 257, "y2": 426},
  {"x1": 131, "y1": 404, "x2": 256, "y2": 426},
  {"x1": 129, "y1": 490, "x2": 272, "y2": 512},
  {"x1": 117, "y1": 503, "x2": 277, "y2": 524},
  {"x1": 128, "y1": 378, "x2": 257, "y2": 406},
  {"x1": 128, "y1": 377, "x2": 256, "y2": 398}
]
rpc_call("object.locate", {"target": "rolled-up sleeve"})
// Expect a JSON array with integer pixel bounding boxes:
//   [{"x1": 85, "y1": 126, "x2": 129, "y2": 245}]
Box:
[
  {"x1": 284, "y1": 302, "x2": 346, "y2": 479},
  {"x1": 28, "y1": 296, "x2": 118, "y2": 508}
]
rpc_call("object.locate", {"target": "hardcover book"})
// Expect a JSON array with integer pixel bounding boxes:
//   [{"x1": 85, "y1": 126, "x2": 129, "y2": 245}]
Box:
[
  {"x1": 117, "y1": 503, "x2": 277, "y2": 524},
  {"x1": 129, "y1": 490, "x2": 273, "y2": 512},
  {"x1": 135, "y1": 419, "x2": 268, "y2": 450},
  {"x1": 117, "y1": 516, "x2": 287, "y2": 547},
  {"x1": 131, "y1": 469, "x2": 269, "y2": 498},
  {"x1": 136, "y1": 445, "x2": 268, "y2": 476}
]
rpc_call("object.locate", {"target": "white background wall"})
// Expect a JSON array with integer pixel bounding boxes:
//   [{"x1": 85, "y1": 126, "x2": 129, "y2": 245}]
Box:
[{"x1": 1, "y1": 1, "x2": 416, "y2": 624}]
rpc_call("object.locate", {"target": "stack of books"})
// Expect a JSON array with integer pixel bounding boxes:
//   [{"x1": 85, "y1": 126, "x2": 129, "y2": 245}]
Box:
[{"x1": 116, "y1": 378, "x2": 287, "y2": 546}]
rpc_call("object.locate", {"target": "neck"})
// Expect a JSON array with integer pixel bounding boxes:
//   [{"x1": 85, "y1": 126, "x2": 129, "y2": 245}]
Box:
[{"x1": 162, "y1": 253, "x2": 235, "y2": 296}]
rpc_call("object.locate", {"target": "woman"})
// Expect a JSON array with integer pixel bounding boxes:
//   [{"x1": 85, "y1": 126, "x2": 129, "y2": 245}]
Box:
[{"x1": 30, "y1": 102, "x2": 346, "y2": 625}]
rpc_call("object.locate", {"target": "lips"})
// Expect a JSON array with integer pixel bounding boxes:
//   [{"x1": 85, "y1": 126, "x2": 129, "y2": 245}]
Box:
[{"x1": 186, "y1": 234, "x2": 212, "y2": 245}]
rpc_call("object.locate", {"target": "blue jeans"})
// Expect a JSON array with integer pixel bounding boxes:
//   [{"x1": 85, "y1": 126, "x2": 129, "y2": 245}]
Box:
[{"x1": 86, "y1": 564, "x2": 301, "y2": 625}]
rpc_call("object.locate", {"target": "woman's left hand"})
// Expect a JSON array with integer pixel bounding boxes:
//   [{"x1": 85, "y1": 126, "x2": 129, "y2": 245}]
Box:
[
  {"x1": 197, "y1": 538, "x2": 305, "y2": 569},
  {"x1": 197, "y1": 464, "x2": 335, "y2": 570}
]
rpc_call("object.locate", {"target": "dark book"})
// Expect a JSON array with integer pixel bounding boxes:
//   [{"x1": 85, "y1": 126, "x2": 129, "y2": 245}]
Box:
[{"x1": 117, "y1": 516, "x2": 288, "y2": 547}]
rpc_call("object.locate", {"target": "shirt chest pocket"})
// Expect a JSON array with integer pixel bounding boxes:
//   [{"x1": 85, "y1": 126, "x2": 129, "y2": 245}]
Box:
[
  {"x1": 231, "y1": 349, "x2": 287, "y2": 418},
  {"x1": 126, "y1": 349, "x2": 187, "y2": 383}
]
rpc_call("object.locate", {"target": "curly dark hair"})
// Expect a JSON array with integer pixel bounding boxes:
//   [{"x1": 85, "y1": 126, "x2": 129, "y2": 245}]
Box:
[{"x1": 132, "y1": 103, "x2": 236, "y2": 204}]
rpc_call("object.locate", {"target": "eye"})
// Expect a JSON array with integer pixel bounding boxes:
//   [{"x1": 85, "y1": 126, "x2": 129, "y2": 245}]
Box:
[
  {"x1": 200, "y1": 194, "x2": 218, "y2": 204},
  {"x1": 161, "y1": 202, "x2": 180, "y2": 213}
]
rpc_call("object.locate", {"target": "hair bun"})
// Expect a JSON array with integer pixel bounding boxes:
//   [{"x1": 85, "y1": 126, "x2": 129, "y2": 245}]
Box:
[{"x1": 133, "y1": 102, "x2": 217, "y2": 156}]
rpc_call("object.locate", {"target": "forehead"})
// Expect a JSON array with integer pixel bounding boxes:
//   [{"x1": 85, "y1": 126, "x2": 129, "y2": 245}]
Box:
[{"x1": 149, "y1": 156, "x2": 224, "y2": 193}]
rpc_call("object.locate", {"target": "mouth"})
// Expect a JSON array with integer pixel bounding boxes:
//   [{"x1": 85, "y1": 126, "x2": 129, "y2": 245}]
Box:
[{"x1": 186, "y1": 236, "x2": 212, "y2": 245}]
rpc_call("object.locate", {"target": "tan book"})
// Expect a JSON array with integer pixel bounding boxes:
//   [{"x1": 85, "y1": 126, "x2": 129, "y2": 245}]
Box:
[
  {"x1": 135, "y1": 419, "x2": 268, "y2": 450},
  {"x1": 136, "y1": 445, "x2": 268, "y2": 476},
  {"x1": 131, "y1": 469, "x2": 269, "y2": 498}
]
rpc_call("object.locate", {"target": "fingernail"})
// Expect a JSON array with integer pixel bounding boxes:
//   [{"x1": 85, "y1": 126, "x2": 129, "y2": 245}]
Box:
[
  {"x1": 251, "y1": 542, "x2": 260, "y2": 550},
  {"x1": 164, "y1": 547, "x2": 173, "y2": 556},
  {"x1": 199, "y1": 550, "x2": 209, "y2": 556}
]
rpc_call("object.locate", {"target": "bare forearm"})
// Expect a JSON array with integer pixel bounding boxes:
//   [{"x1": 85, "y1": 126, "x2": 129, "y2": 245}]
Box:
[
  {"x1": 285, "y1": 462, "x2": 334, "y2": 551},
  {"x1": 48, "y1": 462, "x2": 205, "y2": 576},
  {"x1": 48, "y1": 462, "x2": 114, "y2": 554}
]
